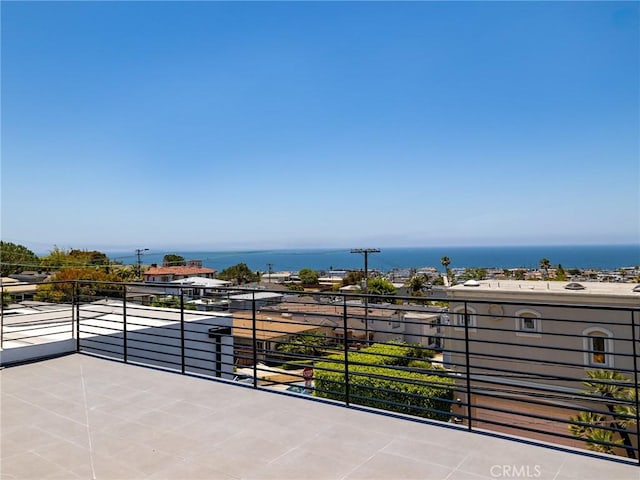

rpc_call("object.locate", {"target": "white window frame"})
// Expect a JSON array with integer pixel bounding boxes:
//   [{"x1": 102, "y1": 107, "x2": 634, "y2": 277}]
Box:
[
  {"x1": 515, "y1": 309, "x2": 542, "y2": 337},
  {"x1": 453, "y1": 306, "x2": 477, "y2": 331},
  {"x1": 582, "y1": 327, "x2": 614, "y2": 368}
]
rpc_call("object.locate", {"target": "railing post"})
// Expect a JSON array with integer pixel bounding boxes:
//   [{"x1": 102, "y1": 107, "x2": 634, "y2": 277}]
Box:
[
  {"x1": 123, "y1": 284, "x2": 128, "y2": 363},
  {"x1": 180, "y1": 289, "x2": 185, "y2": 374},
  {"x1": 75, "y1": 282, "x2": 80, "y2": 352},
  {"x1": 343, "y1": 295, "x2": 350, "y2": 407},
  {"x1": 463, "y1": 301, "x2": 473, "y2": 431},
  {"x1": 1, "y1": 285, "x2": 4, "y2": 350},
  {"x1": 252, "y1": 291, "x2": 258, "y2": 388},
  {"x1": 630, "y1": 310, "x2": 640, "y2": 465}
]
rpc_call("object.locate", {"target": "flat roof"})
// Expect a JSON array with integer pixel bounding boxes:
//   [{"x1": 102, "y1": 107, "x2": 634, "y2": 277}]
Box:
[
  {"x1": 1, "y1": 354, "x2": 637, "y2": 480},
  {"x1": 448, "y1": 280, "x2": 640, "y2": 304},
  {"x1": 229, "y1": 291, "x2": 283, "y2": 301},
  {"x1": 170, "y1": 277, "x2": 231, "y2": 287},
  {"x1": 1, "y1": 302, "x2": 232, "y2": 349},
  {"x1": 231, "y1": 312, "x2": 321, "y2": 339}
]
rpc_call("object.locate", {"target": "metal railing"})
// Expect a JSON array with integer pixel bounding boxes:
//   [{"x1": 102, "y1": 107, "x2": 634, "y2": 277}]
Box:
[{"x1": 1, "y1": 279, "x2": 638, "y2": 464}]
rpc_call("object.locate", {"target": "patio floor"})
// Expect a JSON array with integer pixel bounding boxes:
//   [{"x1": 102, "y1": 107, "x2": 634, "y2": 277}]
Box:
[{"x1": 1, "y1": 353, "x2": 638, "y2": 479}]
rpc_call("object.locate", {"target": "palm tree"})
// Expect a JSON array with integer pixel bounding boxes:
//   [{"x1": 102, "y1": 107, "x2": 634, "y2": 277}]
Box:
[
  {"x1": 440, "y1": 256, "x2": 451, "y2": 272},
  {"x1": 569, "y1": 370, "x2": 637, "y2": 458},
  {"x1": 539, "y1": 258, "x2": 551, "y2": 279},
  {"x1": 568, "y1": 411, "x2": 621, "y2": 454},
  {"x1": 440, "y1": 256, "x2": 451, "y2": 285}
]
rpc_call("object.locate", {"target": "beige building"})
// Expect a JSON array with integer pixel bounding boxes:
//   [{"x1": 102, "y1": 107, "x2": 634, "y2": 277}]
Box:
[
  {"x1": 444, "y1": 280, "x2": 640, "y2": 391},
  {"x1": 231, "y1": 312, "x2": 333, "y2": 365},
  {"x1": 442, "y1": 280, "x2": 639, "y2": 451},
  {"x1": 1, "y1": 277, "x2": 37, "y2": 303}
]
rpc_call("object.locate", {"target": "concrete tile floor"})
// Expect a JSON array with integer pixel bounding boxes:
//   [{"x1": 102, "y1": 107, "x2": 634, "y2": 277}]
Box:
[{"x1": 1, "y1": 354, "x2": 638, "y2": 480}]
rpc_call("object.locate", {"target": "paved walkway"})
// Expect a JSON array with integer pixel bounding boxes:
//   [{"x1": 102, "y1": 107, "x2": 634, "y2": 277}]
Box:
[{"x1": 1, "y1": 354, "x2": 638, "y2": 479}]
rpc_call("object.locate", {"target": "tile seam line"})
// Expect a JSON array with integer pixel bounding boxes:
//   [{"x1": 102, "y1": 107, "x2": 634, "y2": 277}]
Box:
[
  {"x1": 80, "y1": 362, "x2": 97, "y2": 480},
  {"x1": 337, "y1": 438, "x2": 396, "y2": 480},
  {"x1": 443, "y1": 451, "x2": 472, "y2": 480}
]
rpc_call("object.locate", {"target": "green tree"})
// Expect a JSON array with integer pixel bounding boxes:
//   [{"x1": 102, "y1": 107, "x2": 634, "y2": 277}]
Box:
[
  {"x1": 342, "y1": 270, "x2": 365, "y2": 287},
  {"x1": 163, "y1": 254, "x2": 186, "y2": 266},
  {"x1": 151, "y1": 296, "x2": 196, "y2": 310},
  {"x1": 35, "y1": 268, "x2": 123, "y2": 303},
  {"x1": 111, "y1": 265, "x2": 139, "y2": 282},
  {"x1": 408, "y1": 274, "x2": 428, "y2": 294},
  {"x1": 277, "y1": 334, "x2": 327, "y2": 356},
  {"x1": 39, "y1": 247, "x2": 109, "y2": 272},
  {"x1": 539, "y1": 258, "x2": 551, "y2": 279},
  {"x1": 367, "y1": 278, "x2": 397, "y2": 302},
  {"x1": 555, "y1": 264, "x2": 568, "y2": 281},
  {"x1": 2, "y1": 290, "x2": 12, "y2": 306},
  {"x1": 0, "y1": 241, "x2": 39, "y2": 276},
  {"x1": 217, "y1": 263, "x2": 259, "y2": 285},
  {"x1": 569, "y1": 370, "x2": 637, "y2": 458},
  {"x1": 298, "y1": 268, "x2": 319, "y2": 285},
  {"x1": 461, "y1": 268, "x2": 487, "y2": 281},
  {"x1": 514, "y1": 269, "x2": 526, "y2": 280},
  {"x1": 70, "y1": 249, "x2": 109, "y2": 266}
]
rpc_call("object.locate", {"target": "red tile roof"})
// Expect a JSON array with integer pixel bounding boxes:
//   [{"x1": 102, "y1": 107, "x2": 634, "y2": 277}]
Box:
[{"x1": 144, "y1": 266, "x2": 216, "y2": 276}]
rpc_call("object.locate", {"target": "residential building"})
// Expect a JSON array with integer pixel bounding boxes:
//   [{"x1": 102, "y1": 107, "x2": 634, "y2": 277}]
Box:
[
  {"x1": 403, "y1": 312, "x2": 444, "y2": 350},
  {"x1": 143, "y1": 265, "x2": 217, "y2": 283},
  {"x1": 443, "y1": 280, "x2": 640, "y2": 447},
  {"x1": 169, "y1": 276, "x2": 231, "y2": 297},
  {"x1": 261, "y1": 271, "x2": 292, "y2": 284},
  {"x1": 229, "y1": 291, "x2": 284, "y2": 312},
  {"x1": 231, "y1": 311, "x2": 332, "y2": 365},
  {"x1": 1, "y1": 277, "x2": 37, "y2": 303},
  {"x1": 444, "y1": 280, "x2": 639, "y2": 390}
]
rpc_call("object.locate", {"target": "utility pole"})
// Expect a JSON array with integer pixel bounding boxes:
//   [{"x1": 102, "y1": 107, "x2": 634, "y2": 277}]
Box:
[
  {"x1": 135, "y1": 248, "x2": 149, "y2": 280},
  {"x1": 267, "y1": 263, "x2": 273, "y2": 284},
  {"x1": 350, "y1": 248, "x2": 380, "y2": 344}
]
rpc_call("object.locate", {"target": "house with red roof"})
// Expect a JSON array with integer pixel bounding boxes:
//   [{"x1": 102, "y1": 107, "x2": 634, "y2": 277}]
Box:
[{"x1": 144, "y1": 264, "x2": 217, "y2": 283}]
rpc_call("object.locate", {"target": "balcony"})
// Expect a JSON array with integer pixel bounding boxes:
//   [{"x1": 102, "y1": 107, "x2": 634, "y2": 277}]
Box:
[{"x1": 1, "y1": 280, "x2": 639, "y2": 479}]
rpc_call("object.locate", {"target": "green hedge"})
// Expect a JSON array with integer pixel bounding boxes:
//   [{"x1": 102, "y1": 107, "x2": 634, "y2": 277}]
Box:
[
  {"x1": 280, "y1": 359, "x2": 315, "y2": 370},
  {"x1": 344, "y1": 342, "x2": 435, "y2": 368},
  {"x1": 314, "y1": 343, "x2": 453, "y2": 422}
]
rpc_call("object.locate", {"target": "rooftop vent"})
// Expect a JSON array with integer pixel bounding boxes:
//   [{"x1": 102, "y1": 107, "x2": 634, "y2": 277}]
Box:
[
  {"x1": 463, "y1": 280, "x2": 480, "y2": 287},
  {"x1": 633, "y1": 284, "x2": 640, "y2": 293},
  {"x1": 564, "y1": 282, "x2": 586, "y2": 291}
]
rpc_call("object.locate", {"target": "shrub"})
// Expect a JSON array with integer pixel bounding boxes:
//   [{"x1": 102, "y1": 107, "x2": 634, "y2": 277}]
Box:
[
  {"x1": 281, "y1": 359, "x2": 315, "y2": 370},
  {"x1": 314, "y1": 342, "x2": 454, "y2": 422},
  {"x1": 407, "y1": 360, "x2": 433, "y2": 370}
]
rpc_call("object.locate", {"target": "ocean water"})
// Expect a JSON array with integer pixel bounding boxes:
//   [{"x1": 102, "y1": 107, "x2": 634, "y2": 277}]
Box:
[{"x1": 109, "y1": 245, "x2": 640, "y2": 273}]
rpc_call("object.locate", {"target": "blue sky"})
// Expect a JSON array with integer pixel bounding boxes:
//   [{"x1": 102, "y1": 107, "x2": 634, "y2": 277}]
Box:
[{"x1": 2, "y1": 1, "x2": 638, "y2": 253}]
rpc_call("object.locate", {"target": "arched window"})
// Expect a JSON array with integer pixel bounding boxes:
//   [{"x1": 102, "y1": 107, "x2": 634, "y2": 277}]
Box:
[
  {"x1": 452, "y1": 306, "x2": 476, "y2": 329},
  {"x1": 582, "y1": 327, "x2": 614, "y2": 368},
  {"x1": 515, "y1": 309, "x2": 541, "y2": 334}
]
